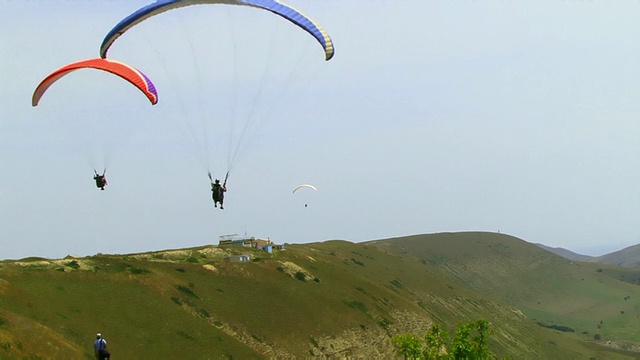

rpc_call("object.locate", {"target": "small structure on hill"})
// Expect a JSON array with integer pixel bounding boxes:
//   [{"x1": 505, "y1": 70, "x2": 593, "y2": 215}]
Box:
[
  {"x1": 218, "y1": 234, "x2": 253, "y2": 247},
  {"x1": 218, "y1": 234, "x2": 282, "y2": 252}
]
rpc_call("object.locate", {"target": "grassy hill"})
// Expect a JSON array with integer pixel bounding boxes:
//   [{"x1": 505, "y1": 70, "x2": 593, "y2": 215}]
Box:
[
  {"x1": 534, "y1": 243, "x2": 593, "y2": 262},
  {"x1": 589, "y1": 243, "x2": 640, "y2": 267},
  {"x1": 1, "y1": 232, "x2": 639, "y2": 358},
  {"x1": 535, "y1": 241, "x2": 640, "y2": 268}
]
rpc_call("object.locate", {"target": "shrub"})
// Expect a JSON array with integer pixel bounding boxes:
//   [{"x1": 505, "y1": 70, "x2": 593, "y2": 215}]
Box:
[
  {"x1": 295, "y1": 271, "x2": 306, "y2": 281},
  {"x1": 196, "y1": 307, "x2": 210, "y2": 318},
  {"x1": 537, "y1": 322, "x2": 574, "y2": 332},
  {"x1": 391, "y1": 334, "x2": 422, "y2": 359},
  {"x1": 176, "y1": 285, "x2": 198, "y2": 299},
  {"x1": 390, "y1": 279, "x2": 404, "y2": 289},
  {"x1": 391, "y1": 320, "x2": 492, "y2": 359},
  {"x1": 176, "y1": 330, "x2": 196, "y2": 341},
  {"x1": 344, "y1": 300, "x2": 367, "y2": 312},
  {"x1": 129, "y1": 267, "x2": 150, "y2": 275},
  {"x1": 65, "y1": 260, "x2": 80, "y2": 269},
  {"x1": 171, "y1": 297, "x2": 183, "y2": 305},
  {"x1": 451, "y1": 320, "x2": 491, "y2": 359},
  {"x1": 424, "y1": 324, "x2": 449, "y2": 359}
]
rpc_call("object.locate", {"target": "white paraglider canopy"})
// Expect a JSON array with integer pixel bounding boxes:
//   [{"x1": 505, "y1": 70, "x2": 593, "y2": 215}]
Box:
[{"x1": 293, "y1": 184, "x2": 317, "y2": 193}]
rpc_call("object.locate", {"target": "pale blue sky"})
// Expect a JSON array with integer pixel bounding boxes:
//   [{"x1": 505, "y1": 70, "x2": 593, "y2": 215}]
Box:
[{"x1": 2, "y1": 1, "x2": 640, "y2": 260}]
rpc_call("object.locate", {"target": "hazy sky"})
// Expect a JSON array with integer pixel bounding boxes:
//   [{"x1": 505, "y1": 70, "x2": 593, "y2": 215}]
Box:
[{"x1": 2, "y1": 1, "x2": 640, "y2": 260}]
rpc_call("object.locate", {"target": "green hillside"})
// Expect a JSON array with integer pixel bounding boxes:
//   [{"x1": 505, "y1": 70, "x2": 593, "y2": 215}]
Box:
[
  {"x1": 534, "y1": 243, "x2": 593, "y2": 262},
  {"x1": 0, "y1": 232, "x2": 639, "y2": 358},
  {"x1": 590, "y1": 243, "x2": 640, "y2": 267}
]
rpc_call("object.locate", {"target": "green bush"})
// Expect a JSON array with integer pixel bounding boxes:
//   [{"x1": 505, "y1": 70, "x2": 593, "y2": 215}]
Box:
[
  {"x1": 176, "y1": 330, "x2": 196, "y2": 341},
  {"x1": 171, "y1": 297, "x2": 183, "y2": 305},
  {"x1": 391, "y1": 320, "x2": 492, "y2": 360},
  {"x1": 344, "y1": 300, "x2": 367, "y2": 312},
  {"x1": 65, "y1": 260, "x2": 80, "y2": 269},
  {"x1": 424, "y1": 324, "x2": 448, "y2": 359},
  {"x1": 451, "y1": 320, "x2": 490, "y2": 359},
  {"x1": 295, "y1": 271, "x2": 306, "y2": 281},
  {"x1": 391, "y1": 334, "x2": 422, "y2": 359},
  {"x1": 176, "y1": 285, "x2": 198, "y2": 299},
  {"x1": 129, "y1": 267, "x2": 150, "y2": 275},
  {"x1": 196, "y1": 307, "x2": 210, "y2": 318}
]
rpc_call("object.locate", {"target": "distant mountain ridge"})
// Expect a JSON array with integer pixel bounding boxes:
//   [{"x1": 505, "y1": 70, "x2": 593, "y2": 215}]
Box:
[
  {"x1": 589, "y1": 243, "x2": 640, "y2": 267},
  {"x1": 534, "y1": 243, "x2": 593, "y2": 262},
  {"x1": 535, "y1": 242, "x2": 640, "y2": 267}
]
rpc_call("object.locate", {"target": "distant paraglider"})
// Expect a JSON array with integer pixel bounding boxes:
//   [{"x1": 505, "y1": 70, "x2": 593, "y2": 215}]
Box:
[
  {"x1": 293, "y1": 184, "x2": 317, "y2": 194},
  {"x1": 209, "y1": 172, "x2": 228, "y2": 209},
  {"x1": 293, "y1": 184, "x2": 317, "y2": 207},
  {"x1": 32, "y1": 58, "x2": 158, "y2": 107},
  {"x1": 93, "y1": 169, "x2": 108, "y2": 191}
]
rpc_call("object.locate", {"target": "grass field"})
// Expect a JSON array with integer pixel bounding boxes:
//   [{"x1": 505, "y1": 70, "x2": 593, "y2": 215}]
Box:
[{"x1": 1, "y1": 232, "x2": 639, "y2": 358}]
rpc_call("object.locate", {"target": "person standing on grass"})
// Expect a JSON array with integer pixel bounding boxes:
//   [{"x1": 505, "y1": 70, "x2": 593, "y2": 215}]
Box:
[{"x1": 94, "y1": 333, "x2": 110, "y2": 359}]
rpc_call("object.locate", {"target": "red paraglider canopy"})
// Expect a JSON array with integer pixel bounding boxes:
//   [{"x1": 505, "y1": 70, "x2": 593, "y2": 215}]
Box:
[{"x1": 32, "y1": 58, "x2": 158, "y2": 106}]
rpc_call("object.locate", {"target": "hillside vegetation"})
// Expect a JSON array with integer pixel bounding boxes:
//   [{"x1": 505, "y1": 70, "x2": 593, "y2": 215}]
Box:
[
  {"x1": 534, "y1": 243, "x2": 593, "y2": 262},
  {"x1": 0, "y1": 232, "x2": 639, "y2": 358},
  {"x1": 589, "y1": 243, "x2": 640, "y2": 268}
]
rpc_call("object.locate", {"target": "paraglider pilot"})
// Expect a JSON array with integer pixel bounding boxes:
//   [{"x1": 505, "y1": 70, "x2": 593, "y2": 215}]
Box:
[
  {"x1": 93, "y1": 170, "x2": 107, "y2": 191},
  {"x1": 209, "y1": 172, "x2": 227, "y2": 209}
]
